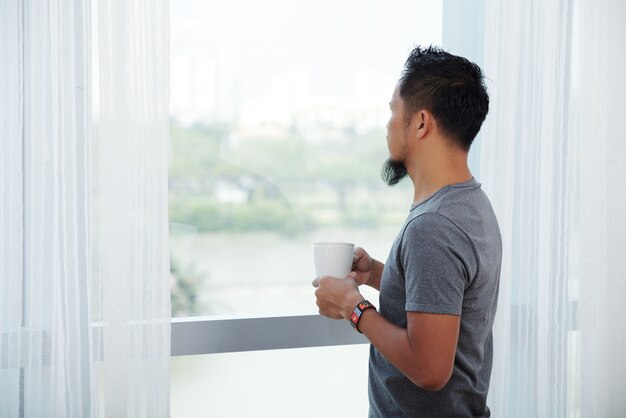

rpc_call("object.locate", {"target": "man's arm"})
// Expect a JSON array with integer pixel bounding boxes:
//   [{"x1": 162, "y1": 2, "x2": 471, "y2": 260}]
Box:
[
  {"x1": 313, "y1": 276, "x2": 460, "y2": 391},
  {"x1": 358, "y1": 309, "x2": 460, "y2": 391}
]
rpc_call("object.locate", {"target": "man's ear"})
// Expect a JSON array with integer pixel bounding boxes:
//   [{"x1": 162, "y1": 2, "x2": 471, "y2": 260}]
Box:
[{"x1": 414, "y1": 110, "x2": 432, "y2": 139}]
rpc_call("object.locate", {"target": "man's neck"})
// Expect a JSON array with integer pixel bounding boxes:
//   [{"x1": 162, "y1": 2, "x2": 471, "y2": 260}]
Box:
[{"x1": 410, "y1": 161, "x2": 472, "y2": 205}]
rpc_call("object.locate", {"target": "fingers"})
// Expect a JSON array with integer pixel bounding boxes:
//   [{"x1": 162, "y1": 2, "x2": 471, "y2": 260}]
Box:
[
  {"x1": 314, "y1": 277, "x2": 351, "y2": 320},
  {"x1": 315, "y1": 275, "x2": 356, "y2": 289},
  {"x1": 312, "y1": 276, "x2": 333, "y2": 287},
  {"x1": 352, "y1": 247, "x2": 371, "y2": 270},
  {"x1": 353, "y1": 246, "x2": 367, "y2": 259}
]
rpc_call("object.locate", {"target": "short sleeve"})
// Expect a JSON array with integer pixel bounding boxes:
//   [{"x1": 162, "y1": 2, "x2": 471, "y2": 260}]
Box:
[{"x1": 401, "y1": 212, "x2": 476, "y2": 315}]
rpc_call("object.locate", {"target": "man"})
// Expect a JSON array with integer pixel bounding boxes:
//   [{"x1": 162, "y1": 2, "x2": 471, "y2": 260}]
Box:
[{"x1": 313, "y1": 46, "x2": 502, "y2": 417}]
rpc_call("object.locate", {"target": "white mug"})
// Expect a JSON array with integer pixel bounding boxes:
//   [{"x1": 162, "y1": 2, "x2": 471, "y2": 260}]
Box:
[{"x1": 313, "y1": 242, "x2": 355, "y2": 278}]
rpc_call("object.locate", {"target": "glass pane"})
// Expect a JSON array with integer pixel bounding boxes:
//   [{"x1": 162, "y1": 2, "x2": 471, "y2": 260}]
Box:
[
  {"x1": 169, "y1": 0, "x2": 443, "y2": 316},
  {"x1": 171, "y1": 345, "x2": 371, "y2": 417}
]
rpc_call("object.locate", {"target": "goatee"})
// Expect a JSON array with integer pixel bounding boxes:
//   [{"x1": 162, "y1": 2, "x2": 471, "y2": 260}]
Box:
[{"x1": 381, "y1": 158, "x2": 408, "y2": 186}]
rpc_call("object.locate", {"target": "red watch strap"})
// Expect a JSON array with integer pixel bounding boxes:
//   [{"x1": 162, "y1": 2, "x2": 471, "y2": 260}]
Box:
[{"x1": 349, "y1": 300, "x2": 376, "y2": 333}]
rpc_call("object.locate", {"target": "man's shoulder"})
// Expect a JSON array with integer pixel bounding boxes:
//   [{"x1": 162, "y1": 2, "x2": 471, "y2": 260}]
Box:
[
  {"x1": 403, "y1": 211, "x2": 470, "y2": 246},
  {"x1": 431, "y1": 183, "x2": 500, "y2": 244}
]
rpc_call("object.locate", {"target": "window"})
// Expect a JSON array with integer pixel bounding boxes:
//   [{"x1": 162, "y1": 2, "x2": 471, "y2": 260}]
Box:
[
  {"x1": 169, "y1": 1, "x2": 443, "y2": 416},
  {"x1": 169, "y1": 0, "x2": 442, "y2": 318}
]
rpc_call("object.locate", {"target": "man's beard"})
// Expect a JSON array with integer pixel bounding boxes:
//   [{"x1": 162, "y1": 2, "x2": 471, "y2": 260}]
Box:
[{"x1": 381, "y1": 158, "x2": 408, "y2": 186}]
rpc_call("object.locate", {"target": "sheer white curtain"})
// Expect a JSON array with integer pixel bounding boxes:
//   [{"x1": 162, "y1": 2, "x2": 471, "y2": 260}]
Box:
[
  {"x1": 575, "y1": 2, "x2": 626, "y2": 416},
  {"x1": 0, "y1": 1, "x2": 170, "y2": 417},
  {"x1": 481, "y1": 1, "x2": 626, "y2": 417}
]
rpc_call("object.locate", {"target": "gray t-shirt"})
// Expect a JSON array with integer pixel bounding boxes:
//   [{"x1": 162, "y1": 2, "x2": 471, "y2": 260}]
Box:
[{"x1": 369, "y1": 178, "x2": 502, "y2": 418}]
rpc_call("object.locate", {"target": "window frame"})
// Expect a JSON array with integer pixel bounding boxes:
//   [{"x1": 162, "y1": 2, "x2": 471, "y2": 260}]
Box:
[{"x1": 170, "y1": 315, "x2": 367, "y2": 356}]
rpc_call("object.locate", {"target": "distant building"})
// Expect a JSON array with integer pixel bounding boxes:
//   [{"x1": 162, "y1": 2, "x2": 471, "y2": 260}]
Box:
[
  {"x1": 170, "y1": 46, "x2": 235, "y2": 127},
  {"x1": 171, "y1": 52, "x2": 390, "y2": 143}
]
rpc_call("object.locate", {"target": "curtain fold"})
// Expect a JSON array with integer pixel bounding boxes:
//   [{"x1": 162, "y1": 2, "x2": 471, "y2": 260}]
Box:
[
  {"x1": 1, "y1": 1, "x2": 93, "y2": 416},
  {"x1": 91, "y1": 0, "x2": 170, "y2": 416},
  {"x1": 482, "y1": 0, "x2": 626, "y2": 416},
  {"x1": 576, "y1": 1, "x2": 626, "y2": 417},
  {"x1": 0, "y1": 0, "x2": 170, "y2": 417}
]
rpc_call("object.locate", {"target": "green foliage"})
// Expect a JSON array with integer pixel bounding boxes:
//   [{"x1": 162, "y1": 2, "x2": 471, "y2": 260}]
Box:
[
  {"x1": 170, "y1": 256, "x2": 206, "y2": 317},
  {"x1": 223, "y1": 136, "x2": 313, "y2": 186},
  {"x1": 340, "y1": 206, "x2": 382, "y2": 228},
  {"x1": 169, "y1": 196, "x2": 309, "y2": 236},
  {"x1": 169, "y1": 122, "x2": 226, "y2": 180},
  {"x1": 169, "y1": 118, "x2": 400, "y2": 235}
]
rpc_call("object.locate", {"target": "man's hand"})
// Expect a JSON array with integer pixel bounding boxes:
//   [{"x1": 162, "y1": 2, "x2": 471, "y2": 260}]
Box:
[
  {"x1": 312, "y1": 273, "x2": 364, "y2": 320},
  {"x1": 352, "y1": 247, "x2": 373, "y2": 286},
  {"x1": 352, "y1": 247, "x2": 384, "y2": 290}
]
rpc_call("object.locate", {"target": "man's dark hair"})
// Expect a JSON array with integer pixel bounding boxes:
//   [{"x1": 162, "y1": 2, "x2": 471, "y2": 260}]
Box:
[{"x1": 399, "y1": 45, "x2": 489, "y2": 151}]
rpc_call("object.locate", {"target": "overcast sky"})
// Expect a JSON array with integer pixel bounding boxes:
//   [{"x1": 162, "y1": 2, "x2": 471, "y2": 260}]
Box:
[{"x1": 170, "y1": 0, "x2": 443, "y2": 103}]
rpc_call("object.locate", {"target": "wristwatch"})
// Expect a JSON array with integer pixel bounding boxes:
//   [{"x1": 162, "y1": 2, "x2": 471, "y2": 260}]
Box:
[{"x1": 349, "y1": 300, "x2": 377, "y2": 333}]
